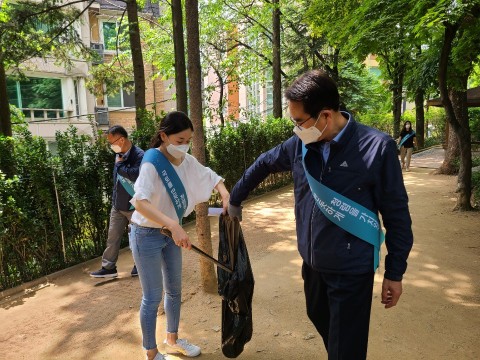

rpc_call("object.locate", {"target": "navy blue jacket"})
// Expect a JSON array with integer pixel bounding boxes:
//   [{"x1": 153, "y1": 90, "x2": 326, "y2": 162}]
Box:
[
  {"x1": 230, "y1": 116, "x2": 413, "y2": 281},
  {"x1": 112, "y1": 144, "x2": 144, "y2": 211}
]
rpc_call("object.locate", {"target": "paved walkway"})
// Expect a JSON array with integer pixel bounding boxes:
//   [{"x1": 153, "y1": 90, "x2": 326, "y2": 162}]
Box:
[{"x1": 411, "y1": 146, "x2": 445, "y2": 169}]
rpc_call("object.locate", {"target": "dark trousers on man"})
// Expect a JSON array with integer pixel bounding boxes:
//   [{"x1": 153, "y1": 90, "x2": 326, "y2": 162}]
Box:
[{"x1": 302, "y1": 262, "x2": 375, "y2": 360}]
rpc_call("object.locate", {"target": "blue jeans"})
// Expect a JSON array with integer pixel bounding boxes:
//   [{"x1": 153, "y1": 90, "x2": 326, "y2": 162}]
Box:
[{"x1": 130, "y1": 224, "x2": 182, "y2": 350}]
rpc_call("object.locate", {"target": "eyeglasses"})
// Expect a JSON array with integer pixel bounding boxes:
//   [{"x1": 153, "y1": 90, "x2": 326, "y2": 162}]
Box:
[
  {"x1": 289, "y1": 116, "x2": 313, "y2": 128},
  {"x1": 109, "y1": 136, "x2": 123, "y2": 146}
]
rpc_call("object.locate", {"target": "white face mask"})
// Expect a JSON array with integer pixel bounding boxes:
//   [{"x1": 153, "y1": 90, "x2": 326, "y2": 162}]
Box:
[
  {"x1": 110, "y1": 144, "x2": 122, "y2": 153},
  {"x1": 167, "y1": 143, "x2": 190, "y2": 159},
  {"x1": 406, "y1": 125, "x2": 411, "y2": 130},
  {"x1": 293, "y1": 117, "x2": 328, "y2": 144}
]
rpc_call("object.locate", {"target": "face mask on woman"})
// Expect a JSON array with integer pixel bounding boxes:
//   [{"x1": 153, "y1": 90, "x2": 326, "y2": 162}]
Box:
[
  {"x1": 167, "y1": 144, "x2": 190, "y2": 159},
  {"x1": 406, "y1": 125, "x2": 411, "y2": 130}
]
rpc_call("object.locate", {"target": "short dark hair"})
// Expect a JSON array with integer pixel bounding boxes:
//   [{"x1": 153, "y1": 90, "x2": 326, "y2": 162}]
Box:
[
  {"x1": 284, "y1": 69, "x2": 340, "y2": 117},
  {"x1": 108, "y1": 125, "x2": 128, "y2": 138},
  {"x1": 149, "y1": 111, "x2": 194, "y2": 148}
]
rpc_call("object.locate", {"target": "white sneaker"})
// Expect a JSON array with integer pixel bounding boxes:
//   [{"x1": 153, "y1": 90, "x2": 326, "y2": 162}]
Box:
[
  {"x1": 164, "y1": 338, "x2": 201, "y2": 357},
  {"x1": 146, "y1": 352, "x2": 165, "y2": 360}
]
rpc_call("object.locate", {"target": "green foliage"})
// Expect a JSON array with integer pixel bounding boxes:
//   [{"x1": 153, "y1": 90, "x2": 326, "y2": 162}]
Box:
[
  {"x1": 206, "y1": 116, "x2": 293, "y2": 193},
  {"x1": 0, "y1": 114, "x2": 295, "y2": 290},
  {"x1": 0, "y1": 126, "x2": 112, "y2": 290},
  {"x1": 472, "y1": 170, "x2": 480, "y2": 208},
  {"x1": 0, "y1": 0, "x2": 92, "y2": 70},
  {"x1": 356, "y1": 112, "x2": 394, "y2": 136},
  {"x1": 130, "y1": 109, "x2": 165, "y2": 150},
  {"x1": 338, "y1": 61, "x2": 391, "y2": 116},
  {"x1": 469, "y1": 108, "x2": 480, "y2": 142}
]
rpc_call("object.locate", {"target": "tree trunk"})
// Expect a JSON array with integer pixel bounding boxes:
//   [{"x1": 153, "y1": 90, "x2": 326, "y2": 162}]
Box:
[
  {"x1": 171, "y1": 0, "x2": 188, "y2": 114},
  {"x1": 272, "y1": 0, "x2": 282, "y2": 119},
  {"x1": 436, "y1": 125, "x2": 459, "y2": 175},
  {"x1": 126, "y1": 0, "x2": 146, "y2": 128},
  {"x1": 0, "y1": 61, "x2": 12, "y2": 137},
  {"x1": 186, "y1": 0, "x2": 217, "y2": 293},
  {"x1": 450, "y1": 88, "x2": 473, "y2": 210},
  {"x1": 392, "y1": 65, "x2": 404, "y2": 137},
  {"x1": 414, "y1": 88, "x2": 425, "y2": 148},
  {"x1": 437, "y1": 23, "x2": 473, "y2": 210}
]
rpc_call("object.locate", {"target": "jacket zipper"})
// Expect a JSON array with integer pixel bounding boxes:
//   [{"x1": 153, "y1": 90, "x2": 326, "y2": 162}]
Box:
[{"x1": 311, "y1": 155, "x2": 329, "y2": 265}]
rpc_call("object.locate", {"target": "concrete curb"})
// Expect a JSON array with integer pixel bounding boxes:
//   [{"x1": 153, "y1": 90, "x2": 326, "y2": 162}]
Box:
[{"x1": 412, "y1": 144, "x2": 443, "y2": 155}]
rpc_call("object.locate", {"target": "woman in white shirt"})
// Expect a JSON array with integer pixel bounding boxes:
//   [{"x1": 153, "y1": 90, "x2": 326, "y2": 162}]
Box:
[{"x1": 129, "y1": 111, "x2": 230, "y2": 360}]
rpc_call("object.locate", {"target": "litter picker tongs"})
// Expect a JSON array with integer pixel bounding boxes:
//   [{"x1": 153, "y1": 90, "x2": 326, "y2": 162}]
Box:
[{"x1": 191, "y1": 244, "x2": 233, "y2": 273}]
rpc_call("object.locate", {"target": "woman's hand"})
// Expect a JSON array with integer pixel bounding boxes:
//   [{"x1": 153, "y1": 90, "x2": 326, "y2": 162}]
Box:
[
  {"x1": 221, "y1": 192, "x2": 230, "y2": 214},
  {"x1": 215, "y1": 181, "x2": 230, "y2": 215},
  {"x1": 170, "y1": 224, "x2": 192, "y2": 250}
]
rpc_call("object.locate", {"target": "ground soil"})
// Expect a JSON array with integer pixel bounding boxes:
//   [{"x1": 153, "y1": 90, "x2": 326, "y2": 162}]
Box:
[{"x1": 1, "y1": 149, "x2": 479, "y2": 360}]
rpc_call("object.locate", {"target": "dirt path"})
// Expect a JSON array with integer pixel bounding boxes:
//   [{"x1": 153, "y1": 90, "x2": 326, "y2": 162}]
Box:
[{"x1": 1, "y1": 153, "x2": 479, "y2": 360}]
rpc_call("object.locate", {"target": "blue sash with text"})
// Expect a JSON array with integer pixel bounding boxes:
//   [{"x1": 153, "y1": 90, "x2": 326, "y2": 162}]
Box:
[
  {"x1": 142, "y1": 149, "x2": 188, "y2": 224},
  {"x1": 398, "y1": 131, "x2": 415, "y2": 149},
  {"x1": 117, "y1": 175, "x2": 135, "y2": 210},
  {"x1": 302, "y1": 145, "x2": 384, "y2": 271}
]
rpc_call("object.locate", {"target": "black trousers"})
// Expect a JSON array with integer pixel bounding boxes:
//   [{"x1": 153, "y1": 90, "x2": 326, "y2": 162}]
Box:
[{"x1": 302, "y1": 262, "x2": 375, "y2": 360}]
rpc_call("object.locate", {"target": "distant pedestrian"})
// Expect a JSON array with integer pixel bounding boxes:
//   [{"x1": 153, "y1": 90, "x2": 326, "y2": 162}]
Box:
[
  {"x1": 397, "y1": 121, "x2": 417, "y2": 172},
  {"x1": 90, "y1": 125, "x2": 144, "y2": 278}
]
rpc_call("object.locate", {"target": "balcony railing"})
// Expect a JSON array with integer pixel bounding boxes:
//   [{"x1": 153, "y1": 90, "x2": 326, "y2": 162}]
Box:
[{"x1": 21, "y1": 108, "x2": 73, "y2": 121}]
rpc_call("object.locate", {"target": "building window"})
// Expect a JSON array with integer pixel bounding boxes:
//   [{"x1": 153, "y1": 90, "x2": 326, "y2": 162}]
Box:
[
  {"x1": 6, "y1": 77, "x2": 64, "y2": 117},
  {"x1": 102, "y1": 21, "x2": 129, "y2": 51},
  {"x1": 107, "y1": 82, "x2": 135, "y2": 108}
]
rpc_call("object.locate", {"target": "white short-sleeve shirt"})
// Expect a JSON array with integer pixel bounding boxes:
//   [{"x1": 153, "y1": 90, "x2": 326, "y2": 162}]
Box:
[{"x1": 130, "y1": 149, "x2": 223, "y2": 228}]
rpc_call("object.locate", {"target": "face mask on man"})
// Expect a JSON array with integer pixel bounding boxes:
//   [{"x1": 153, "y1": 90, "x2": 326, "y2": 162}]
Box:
[
  {"x1": 167, "y1": 144, "x2": 190, "y2": 159},
  {"x1": 293, "y1": 116, "x2": 328, "y2": 144},
  {"x1": 110, "y1": 144, "x2": 122, "y2": 153}
]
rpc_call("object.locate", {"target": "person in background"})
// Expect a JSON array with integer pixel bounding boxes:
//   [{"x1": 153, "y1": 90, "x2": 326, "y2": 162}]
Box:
[
  {"x1": 90, "y1": 125, "x2": 144, "y2": 278},
  {"x1": 228, "y1": 69, "x2": 413, "y2": 360},
  {"x1": 129, "y1": 111, "x2": 230, "y2": 360},
  {"x1": 397, "y1": 120, "x2": 417, "y2": 172}
]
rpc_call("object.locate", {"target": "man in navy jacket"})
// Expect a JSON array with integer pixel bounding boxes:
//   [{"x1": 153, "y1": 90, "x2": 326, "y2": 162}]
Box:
[
  {"x1": 91, "y1": 125, "x2": 144, "y2": 278},
  {"x1": 228, "y1": 70, "x2": 413, "y2": 359}
]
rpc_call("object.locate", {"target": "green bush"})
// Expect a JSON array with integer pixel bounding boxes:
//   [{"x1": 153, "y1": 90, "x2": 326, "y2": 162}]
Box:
[
  {"x1": 0, "y1": 112, "x2": 295, "y2": 290},
  {"x1": 130, "y1": 109, "x2": 165, "y2": 150},
  {"x1": 469, "y1": 109, "x2": 480, "y2": 142},
  {"x1": 472, "y1": 171, "x2": 480, "y2": 207},
  {"x1": 206, "y1": 116, "x2": 294, "y2": 194},
  {"x1": 356, "y1": 112, "x2": 394, "y2": 136},
  {"x1": 0, "y1": 126, "x2": 113, "y2": 290}
]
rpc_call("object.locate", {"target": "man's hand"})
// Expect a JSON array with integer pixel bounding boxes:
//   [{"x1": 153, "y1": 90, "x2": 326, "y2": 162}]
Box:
[
  {"x1": 227, "y1": 204, "x2": 242, "y2": 221},
  {"x1": 381, "y1": 278, "x2": 403, "y2": 309}
]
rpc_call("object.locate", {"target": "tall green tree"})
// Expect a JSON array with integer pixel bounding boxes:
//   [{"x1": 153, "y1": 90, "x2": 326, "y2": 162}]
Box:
[
  {"x1": 0, "y1": 0, "x2": 92, "y2": 137},
  {"x1": 125, "y1": 0, "x2": 147, "y2": 127},
  {"x1": 345, "y1": 0, "x2": 416, "y2": 136},
  {"x1": 186, "y1": 0, "x2": 217, "y2": 292},
  {"x1": 414, "y1": 0, "x2": 480, "y2": 210},
  {"x1": 271, "y1": 0, "x2": 282, "y2": 118},
  {"x1": 171, "y1": 0, "x2": 188, "y2": 113}
]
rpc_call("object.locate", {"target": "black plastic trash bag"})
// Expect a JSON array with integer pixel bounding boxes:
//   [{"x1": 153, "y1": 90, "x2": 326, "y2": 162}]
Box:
[{"x1": 217, "y1": 214, "x2": 255, "y2": 358}]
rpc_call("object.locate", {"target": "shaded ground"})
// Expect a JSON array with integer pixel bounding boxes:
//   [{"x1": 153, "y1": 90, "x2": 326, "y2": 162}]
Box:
[{"x1": 1, "y1": 147, "x2": 479, "y2": 360}]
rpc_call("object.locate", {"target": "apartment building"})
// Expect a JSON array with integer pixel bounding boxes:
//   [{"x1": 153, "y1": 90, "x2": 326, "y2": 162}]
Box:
[{"x1": 5, "y1": 0, "x2": 175, "y2": 147}]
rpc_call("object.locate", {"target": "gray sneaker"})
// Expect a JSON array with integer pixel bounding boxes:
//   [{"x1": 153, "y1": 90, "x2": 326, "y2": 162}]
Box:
[
  {"x1": 164, "y1": 338, "x2": 201, "y2": 357},
  {"x1": 90, "y1": 267, "x2": 118, "y2": 278}
]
